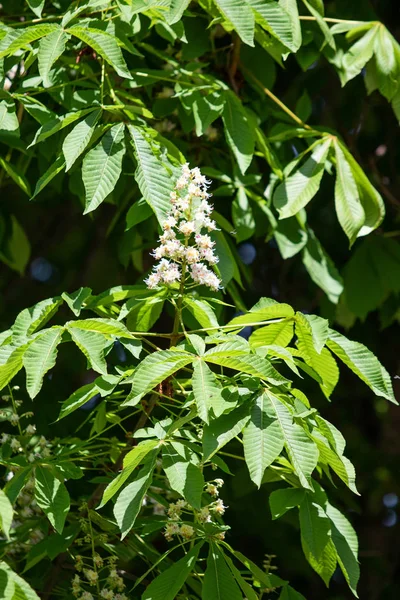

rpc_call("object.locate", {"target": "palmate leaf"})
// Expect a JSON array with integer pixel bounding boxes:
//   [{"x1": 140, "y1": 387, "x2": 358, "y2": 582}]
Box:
[
  {"x1": 274, "y1": 138, "x2": 332, "y2": 219},
  {"x1": 203, "y1": 544, "x2": 243, "y2": 600},
  {"x1": 23, "y1": 327, "x2": 64, "y2": 398},
  {"x1": 228, "y1": 298, "x2": 294, "y2": 326},
  {"x1": 68, "y1": 328, "x2": 113, "y2": 375},
  {"x1": 123, "y1": 350, "x2": 193, "y2": 406},
  {"x1": 204, "y1": 350, "x2": 290, "y2": 386},
  {"x1": 248, "y1": 0, "x2": 300, "y2": 52},
  {"x1": 34, "y1": 467, "x2": 70, "y2": 534},
  {"x1": 12, "y1": 297, "x2": 63, "y2": 344},
  {"x1": 243, "y1": 392, "x2": 285, "y2": 487},
  {"x1": 113, "y1": 454, "x2": 156, "y2": 539},
  {"x1": 82, "y1": 123, "x2": 126, "y2": 214},
  {"x1": 326, "y1": 329, "x2": 397, "y2": 403},
  {"x1": 99, "y1": 439, "x2": 159, "y2": 508},
  {"x1": 66, "y1": 26, "x2": 132, "y2": 79},
  {"x1": 0, "y1": 24, "x2": 59, "y2": 59},
  {"x1": 222, "y1": 91, "x2": 255, "y2": 175},
  {"x1": 143, "y1": 543, "x2": 204, "y2": 600},
  {"x1": 62, "y1": 108, "x2": 102, "y2": 171},
  {"x1": 38, "y1": 28, "x2": 69, "y2": 88},
  {"x1": 162, "y1": 441, "x2": 204, "y2": 509},
  {"x1": 266, "y1": 392, "x2": 319, "y2": 489},
  {"x1": 340, "y1": 25, "x2": 378, "y2": 85},
  {"x1": 29, "y1": 108, "x2": 96, "y2": 147},
  {"x1": 214, "y1": 0, "x2": 255, "y2": 46},
  {"x1": 249, "y1": 319, "x2": 294, "y2": 348},
  {"x1": 128, "y1": 124, "x2": 177, "y2": 226}
]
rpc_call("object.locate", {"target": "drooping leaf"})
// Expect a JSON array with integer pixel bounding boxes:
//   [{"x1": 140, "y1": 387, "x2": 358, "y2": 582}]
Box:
[
  {"x1": 113, "y1": 454, "x2": 156, "y2": 539},
  {"x1": 0, "y1": 157, "x2": 31, "y2": 196},
  {"x1": 302, "y1": 228, "x2": 344, "y2": 304},
  {"x1": 274, "y1": 138, "x2": 331, "y2": 219},
  {"x1": 0, "y1": 489, "x2": 13, "y2": 540},
  {"x1": 82, "y1": 123, "x2": 126, "y2": 214},
  {"x1": 143, "y1": 543, "x2": 204, "y2": 600},
  {"x1": 222, "y1": 90, "x2": 255, "y2": 175},
  {"x1": 232, "y1": 187, "x2": 255, "y2": 242},
  {"x1": 68, "y1": 327, "x2": 113, "y2": 375},
  {"x1": 302, "y1": 0, "x2": 336, "y2": 49},
  {"x1": 23, "y1": 327, "x2": 64, "y2": 398},
  {"x1": 31, "y1": 154, "x2": 66, "y2": 199},
  {"x1": 269, "y1": 487, "x2": 306, "y2": 519},
  {"x1": 0, "y1": 561, "x2": 40, "y2": 600},
  {"x1": 326, "y1": 329, "x2": 397, "y2": 403},
  {"x1": 0, "y1": 100, "x2": 19, "y2": 135},
  {"x1": 162, "y1": 441, "x2": 204, "y2": 509},
  {"x1": 248, "y1": 0, "x2": 300, "y2": 52},
  {"x1": 203, "y1": 400, "x2": 252, "y2": 460},
  {"x1": 0, "y1": 344, "x2": 28, "y2": 393},
  {"x1": 326, "y1": 503, "x2": 360, "y2": 596},
  {"x1": 0, "y1": 215, "x2": 31, "y2": 275},
  {"x1": 340, "y1": 25, "x2": 378, "y2": 85},
  {"x1": 202, "y1": 543, "x2": 243, "y2": 600},
  {"x1": 0, "y1": 24, "x2": 60, "y2": 59},
  {"x1": 299, "y1": 492, "x2": 335, "y2": 580},
  {"x1": 243, "y1": 392, "x2": 285, "y2": 487},
  {"x1": 192, "y1": 359, "x2": 223, "y2": 423},
  {"x1": 34, "y1": 466, "x2": 70, "y2": 534}
]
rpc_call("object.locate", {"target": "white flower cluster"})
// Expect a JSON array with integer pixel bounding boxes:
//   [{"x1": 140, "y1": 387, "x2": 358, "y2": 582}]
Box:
[{"x1": 145, "y1": 164, "x2": 221, "y2": 292}]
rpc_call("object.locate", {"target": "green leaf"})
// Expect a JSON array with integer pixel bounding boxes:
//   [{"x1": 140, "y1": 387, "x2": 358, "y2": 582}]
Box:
[
  {"x1": 299, "y1": 491, "x2": 332, "y2": 562},
  {"x1": 333, "y1": 140, "x2": 365, "y2": 245},
  {"x1": 326, "y1": 329, "x2": 397, "y2": 403},
  {"x1": 192, "y1": 359, "x2": 223, "y2": 423},
  {"x1": 295, "y1": 312, "x2": 339, "y2": 398},
  {"x1": 337, "y1": 141, "x2": 384, "y2": 237},
  {"x1": 269, "y1": 487, "x2": 306, "y2": 519},
  {"x1": 232, "y1": 187, "x2": 255, "y2": 242},
  {"x1": 68, "y1": 328, "x2": 112, "y2": 375},
  {"x1": 99, "y1": 439, "x2": 159, "y2": 508},
  {"x1": 0, "y1": 488, "x2": 13, "y2": 540},
  {"x1": 203, "y1": 400, "x2": 252, "y2": 460},
  {"x1": 0, "y1": 100, "x2": 20, "y2": 135},
  {"x1": 126, "y1": 297, "x2": 165, "y2": 332},
  {"x1": 266, "y1": 391, "x2": 319, "y2": 489},
  {"x1": 12, "y1": 297, "x2": 62, "y2": 343},
  {"x1": 0, "y1": 24, "x2": 60, "y2": 59},
  {"x1": 82, "y1": 123, "x2": 126, "y2": 214},
  {"x1": 302, "y1": 228, "x2": 344, "y2": 303},
  {"x1": 243, "y1": 392, "x2": 285, "y2": 487},
  {"x1": 0, "y1": 215, "x2": 31, "y2": 275},
  {"x1": 124, "y1": 350, "x2": 193, "y2": 406},
  {"x1": 228, "y1": 298, "x2": 294, "y2": 326},
  {"x1": 248, "y1": 0, "x2": 300, "y2": 52},
  {"x1": 274, "y1": 216, "x2": 308, "y2": 259},
  {"x1": 38, "y1": 28, "x2": 69, "y2": 88},
  {"x1": 203, "y1": 543, "x2": 243, "y2": 600},
  {"x1": 326, "y1": 503, "x2": 360, "y2": 596},
  {"x1": 34, "y1": 466, "x2": 70, "y2": 534},
  {"x1": 184, "y1": 297, "x2": 220, "y2": 330},
  {"x1": 29, "y1": 108, "x2": 96, "y2": 146},
  {"x1": 162, "y1": 441, "x2": 204, "y2": 509},
  {"x1": 0, "y1": 344, "x2": 27, "y2": 393},
  {"x1": 0, "y1": 156, "x2": 31, "y2": 196},
  {"x1": 166, "y1": 0, "x2": 192, "y2": 24},
  {"x1": 214, "y1": 0, "x2": 255, "y2": 46},
  {"x1": 279, "y1": 0, "x2": 302, "y2": 51},
  {"x1": 27, "y1": 0, "x2": 45, "y2": 18},
  {"x1": 341, "y1": 25, "x2": 378, "y2": 85},
  {"x1": 23, "y1": 327, "x2": 63, "y2": 398},
  {"x1": 31, "y1": 154, "x2": 66, "y2": 199},
  {"x1": 373, "y1": 26, "x2": 399, "y2": 101},
  {"x1": 249, "y1": 319, "x2": 294, "y2": 349},
  {"x1": 67, "y1": 26, "x2": 132, "y2": 79},
  {"x1": 222, "y1": 553, "x2": 259, "y2": 600},
  {"x1": 274, "y1": 138, "x2": 331, "y2": 219},
  {"x1": 303, "y1": 314, "x2": 329, "y2": 354},
  {"x1": 125, "y1": 197, "x2": 153, "y2": 230},
  {"x1": 222, "y1": 90, "x2": 255, "y2": 175},
  {"x1": 67, "y1": 318, "x2": 132, "y2": 337},
  {"x1": 0, "y1": 561, "x2": 40, "y2": 600},
  {"x1": 4, "y1": 467, "x2": 32, "y2": 505},
  {"x1": 279, "y1": 586, "x2": 307, "y2": 600},
  {"x1": 113, "y1": 454, "x2": 156, "y2": 539},
  {"x1": 143, "y1": 543, "x2": 203, "y2": 600},
  {"x1": 302, "y1": 0, "x2": 335, "y2": 49},
  {"x1": 63, "y1": 108, "x2": 102, "y2": 171},
  {"x1": 204, "y1": 351, "x2": 290, "y2": 386}
]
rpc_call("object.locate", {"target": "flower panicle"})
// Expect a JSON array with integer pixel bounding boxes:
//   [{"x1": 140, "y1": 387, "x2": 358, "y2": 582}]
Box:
[{"x1": 145, "y1": 164, "x2": 221, "y2": 292}]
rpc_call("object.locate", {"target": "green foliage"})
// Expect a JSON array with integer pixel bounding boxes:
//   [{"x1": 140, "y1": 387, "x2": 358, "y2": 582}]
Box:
[{"x1": 0, "y1": 1, "x2": 399, "y2": 598}]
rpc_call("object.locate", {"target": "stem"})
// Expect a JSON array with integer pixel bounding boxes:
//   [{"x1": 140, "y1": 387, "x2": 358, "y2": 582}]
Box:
[
  {"x1": 299, "y1": 16, "x2": 367, "y2": 24},
  {"x1": 87, "y1": 510, "x2": 101, "y2": 596},
  {"x1": 8, "y1": 385, "x2": 23, "y2": 437},
  {"x1": 240, "y1": 65, "x2": 311, "y2": 130},
  {"x1": 171, "y1": 255, "x2": 188, "y2": 348}
]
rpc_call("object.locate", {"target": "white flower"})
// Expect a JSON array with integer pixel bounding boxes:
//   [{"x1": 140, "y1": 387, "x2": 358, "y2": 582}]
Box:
[
  {"x1": 178, "y1": 220, "x2": 196, "y2": 236},
  {"x1": 80, "y1": 593, "x2": 94, "y2": 600},
  {"x1": 206, "y1": 483, "x2": 219, "y2": 497},
  {"x1": 10, "y1": 438, "x2": 21, "y2": 452},
  {"x1": 185, "y1": 247, "x2": 200, "y2": 263},
  {"x1": 28, "y1": 453, "x2": 36, "y2": 463},
  {"x1": 211, "y1": 499, "x2": 226, "y2": 516},
  {"x1": 180, "y1": 524, "x2": 195, "y2": 539},
  {"x1": 84, "y1": 569, "x2": 98, "y2": 586},
  {"x1": 25, "y1": 424, "x2": 36, "y2": 435},
  {"x1": 198, "y1": 507, "x2": 211, "y2": 523},
  {"x1": 215, "y1": 478, "x2": 224, "y2": 488},
  {"x1": 164, "y1": 522, "x2": 180, "y2": 541},
  {"x1": 39, "y1": 435, "x2": 47, "y2": 447},
  {"x1": 163, "y1": 216, "x2": 177, "y2": 230},
  {"x1": 145, "y1": 273, "x2": 161, "y2": 289},
  {"x1": 1, "y1": 433, "x2": 10, "y2": 444},
  {"x1": 9, "y1": 413, "x2": 19, "y2": 425},
  {"x1": 100, "y1": 589, "x2": 114, "y2": 600}
]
